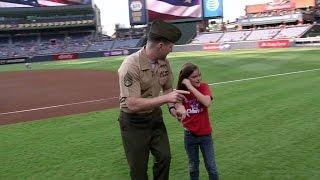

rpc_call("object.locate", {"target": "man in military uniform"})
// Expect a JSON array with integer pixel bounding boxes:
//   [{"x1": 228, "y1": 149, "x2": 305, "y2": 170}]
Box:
[{"x1": 118, "y1": 20, "x2": 189, "y2": 180}]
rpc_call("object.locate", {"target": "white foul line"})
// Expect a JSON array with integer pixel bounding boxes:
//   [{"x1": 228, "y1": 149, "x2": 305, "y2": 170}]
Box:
[
  {"x1": 0, "y1": 97, "x2": 118, "y2": 116},
  {"x1": 210, "y1": 68, "x2": 320, "y2": 86},
  {"x1": 1, "y1": 68, "x2": 319, "y2": 116}
]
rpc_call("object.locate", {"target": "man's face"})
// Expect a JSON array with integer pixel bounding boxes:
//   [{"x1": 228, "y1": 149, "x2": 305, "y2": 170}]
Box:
[{"x1": 158, "y1": 42, "x2": 173, "y2": 60}]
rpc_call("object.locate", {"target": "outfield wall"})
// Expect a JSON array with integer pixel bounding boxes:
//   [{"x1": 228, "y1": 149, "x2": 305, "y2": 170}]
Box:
[
  {"x1": 175, "y1": 39, "x2": 293, "y2": 52},
  {"x1": 293, "y1": 37, "x2": 320, "y2": 47},
  {"x1": 28, "y1": 39, "x2": 297, "y2": 63},
  {"x1": 1, "y1": 38, "x2": 313, "y2": 65},
  {"x1": 24, "y1": 49, "x2": 140, "y2": 64}
]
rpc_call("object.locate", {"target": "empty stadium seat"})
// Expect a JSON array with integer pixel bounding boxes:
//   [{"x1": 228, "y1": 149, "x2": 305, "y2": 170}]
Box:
[
  {"x1": 246, "y1": 28, "x2": 281, "y2": 41},
  {"x1": 192, "y1": 33, "x2": 223, "y2": 43},
  {"x1": 275, "y1": 26, "x2": 310, "y2": 39},
  {"x1": 219, "y1": 31, "x2": 251, "y2": 42}
]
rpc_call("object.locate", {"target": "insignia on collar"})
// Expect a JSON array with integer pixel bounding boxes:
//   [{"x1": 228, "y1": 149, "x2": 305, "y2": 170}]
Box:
[{"x1": 124, "y1": 72, "x2": 133, "y2": 87}]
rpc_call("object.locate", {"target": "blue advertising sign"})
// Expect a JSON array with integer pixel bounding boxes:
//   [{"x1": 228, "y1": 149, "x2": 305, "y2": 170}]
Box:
[
  {"x1": 129, "y1": 0, "x2": 147, "y2": 25},
  {"x1": 203, "y1": 0, "x2": 223, "y2": 18}
]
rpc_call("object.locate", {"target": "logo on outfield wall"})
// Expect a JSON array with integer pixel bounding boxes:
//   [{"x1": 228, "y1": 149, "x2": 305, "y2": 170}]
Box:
[
  {"x1": 0, "y1": 58, "x2": 26, "y2": 65},
  {"x1": 53, "y1": 53, "x2": 78, "y2": 60},
  {"x1": 203, "y1": 43, "x2": 231, "y2": 51},
  {"x1": 104, "y1": 50, "x2": 129, "y2": 57},
  {"x1": 207, "y1": 0, "x2": 220, "y2": 11},
  {"x1": 258, "y1": 40, "x2": 290, "y2": 48}
]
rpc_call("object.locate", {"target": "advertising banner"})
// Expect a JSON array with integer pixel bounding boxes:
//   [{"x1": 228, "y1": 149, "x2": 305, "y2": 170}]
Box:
[
  {"x1": 246, "y1": 0, "x2": 316, "y2": 14},
  {"x1": 266, "y1": 0, "x2": 295, "y2": 11},
  {"x1": 129, "y1": 0, "x2": 147, "y2": 25},
  {"x1": 103, "y1": 50, "x2": 130, "y2": 57},
  {"x1": 203, "y1": 43, "x2": 230, "y2": 51},
  {"x1": 258, "y1": 40, "x2": 290, "y2": 48},
  {"x1": 0, "y1": 57, "x2": 27, "y2": 65},
  {"x1": 203, "y1": 0, "x2": 223, "y2": 18},
  {"x1": 53, "y1": 53, "x2": 78, "y2": 60}
]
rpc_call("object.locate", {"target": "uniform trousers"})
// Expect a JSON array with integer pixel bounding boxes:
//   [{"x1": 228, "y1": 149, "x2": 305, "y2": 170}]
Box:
[{"x1": 119, "y1": 108, "x2": 171, "y2": 180}]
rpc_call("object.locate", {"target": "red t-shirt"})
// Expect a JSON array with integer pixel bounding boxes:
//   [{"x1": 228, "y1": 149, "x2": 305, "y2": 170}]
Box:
[{"x1": 182, "y1": 82, "x2": 213, "y2": 136}]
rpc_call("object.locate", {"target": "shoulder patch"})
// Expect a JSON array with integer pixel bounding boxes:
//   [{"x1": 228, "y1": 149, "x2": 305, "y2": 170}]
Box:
[{"x1": 124, "y1": 72, "x2": 133, "y2": 87}]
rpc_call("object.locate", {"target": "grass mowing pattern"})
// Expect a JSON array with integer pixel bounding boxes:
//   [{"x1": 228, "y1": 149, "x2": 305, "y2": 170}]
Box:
[{"x1": 1, "y1": 48, "x2": 319, "y2": 179}]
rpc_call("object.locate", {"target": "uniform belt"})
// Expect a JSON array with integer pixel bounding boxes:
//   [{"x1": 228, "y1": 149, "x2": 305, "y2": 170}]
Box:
[{"x1": 120, "y1": 107, "x2": 159, "y2": 114}]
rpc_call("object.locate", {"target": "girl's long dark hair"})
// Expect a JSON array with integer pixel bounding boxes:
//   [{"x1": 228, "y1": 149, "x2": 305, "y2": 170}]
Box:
[{"x1": 177, "y1": 63, "x2": 199, "y2": 91}]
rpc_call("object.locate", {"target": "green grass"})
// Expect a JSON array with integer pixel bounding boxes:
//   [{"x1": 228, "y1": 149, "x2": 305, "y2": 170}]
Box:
[{"x1": 1, "y1": 48, "x2": 320, "y2": 179}]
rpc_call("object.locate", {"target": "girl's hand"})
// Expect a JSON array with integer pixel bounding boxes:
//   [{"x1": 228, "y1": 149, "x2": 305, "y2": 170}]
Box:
[
  {"x1": 175, "y1": 103, "x2": 189, "y2": 122},
  {"x1": 182, "y1": 79, "x2": 192, "y2": 89},
  {"x1": 176, "y1": 109, "x2": 189, "y2": 121}
]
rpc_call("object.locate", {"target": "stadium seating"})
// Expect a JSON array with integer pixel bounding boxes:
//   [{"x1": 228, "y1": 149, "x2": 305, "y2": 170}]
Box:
[
  {"x1": 219, "y1": 31, "x2": 251, "y2": 42},
  {"x1": 192, "y1": 33, "x2": 223, "y2": 43},
  {"x1": 189, "y1": 24, "x2": 313, "y2": 44},
  {"x1": 246, "y1": 28, "x2": 281, "y2": 41},
  {"x1": 0, "y1": 37, "x2": 9, "y2": 45},
  {"x1": 86, "y1": 40, "x2": 114, "y2": 51},
  {"x1": 0, "y1": 33, "x2": 145, "y2": 58},
  {"x1": 0, "y1": 46, "x2": 10, "y2": 58},
  {"x1": 112, "y1": 39, "x2": 140, "y2": 49},
  {"x1": 274, "y1": 26, "x2": 310, "y2": 39},
  {"x1": 0, "y1": 24, "x2": 313, "y2": 59}
]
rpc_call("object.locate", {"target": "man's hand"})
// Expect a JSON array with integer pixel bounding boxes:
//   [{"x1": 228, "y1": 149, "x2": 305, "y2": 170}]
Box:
[{"x1": 165, "y1": 90, "x2": 190, "y2": 103}]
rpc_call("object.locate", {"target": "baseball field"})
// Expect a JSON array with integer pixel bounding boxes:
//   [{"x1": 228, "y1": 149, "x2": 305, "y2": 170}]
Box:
[{"x1": 1, "y1": 48, "x2": 319, "y2": 179}]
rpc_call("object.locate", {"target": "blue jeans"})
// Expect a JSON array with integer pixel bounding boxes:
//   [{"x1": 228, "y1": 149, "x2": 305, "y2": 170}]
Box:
[{"x1": 184, "y1": 130, "x2": 219, "y2": 180}]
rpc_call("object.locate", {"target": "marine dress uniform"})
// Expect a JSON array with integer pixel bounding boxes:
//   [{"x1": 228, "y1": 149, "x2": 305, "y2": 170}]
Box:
[{"x1": 117, "y1": 20, "x2": 181, "y2": 180}]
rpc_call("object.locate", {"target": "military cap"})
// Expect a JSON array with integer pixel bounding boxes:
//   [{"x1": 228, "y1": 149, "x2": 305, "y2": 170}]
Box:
[{"x1": 148, "y1": 20, "x2": 182, "y2": 43}]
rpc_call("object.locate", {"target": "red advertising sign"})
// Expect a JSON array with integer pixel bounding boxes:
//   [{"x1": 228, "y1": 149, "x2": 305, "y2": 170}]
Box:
[
  {"x1": 203, "y1": 43, "x2": 220, "y2": 51},
  {"x1": 245, "y1": 0, "x2": 315, "y2": 13},
  {"x1": 203, "y1": 43, "x2": 231, "y2": 51},
  {"x1": 258, "y1": 40, "x2": 290, "y2": 48},
  {"x1": 266, "y1": 1, "x2": 295, "y2": 11},
  {"x1": 53, "y1": 53, "x2": 78, "y2": 60}
]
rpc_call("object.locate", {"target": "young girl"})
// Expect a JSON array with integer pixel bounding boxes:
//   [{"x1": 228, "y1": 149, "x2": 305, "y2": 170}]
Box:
[{"x1": 175, "y1": 63, "x2": 219, "y2": 180}]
